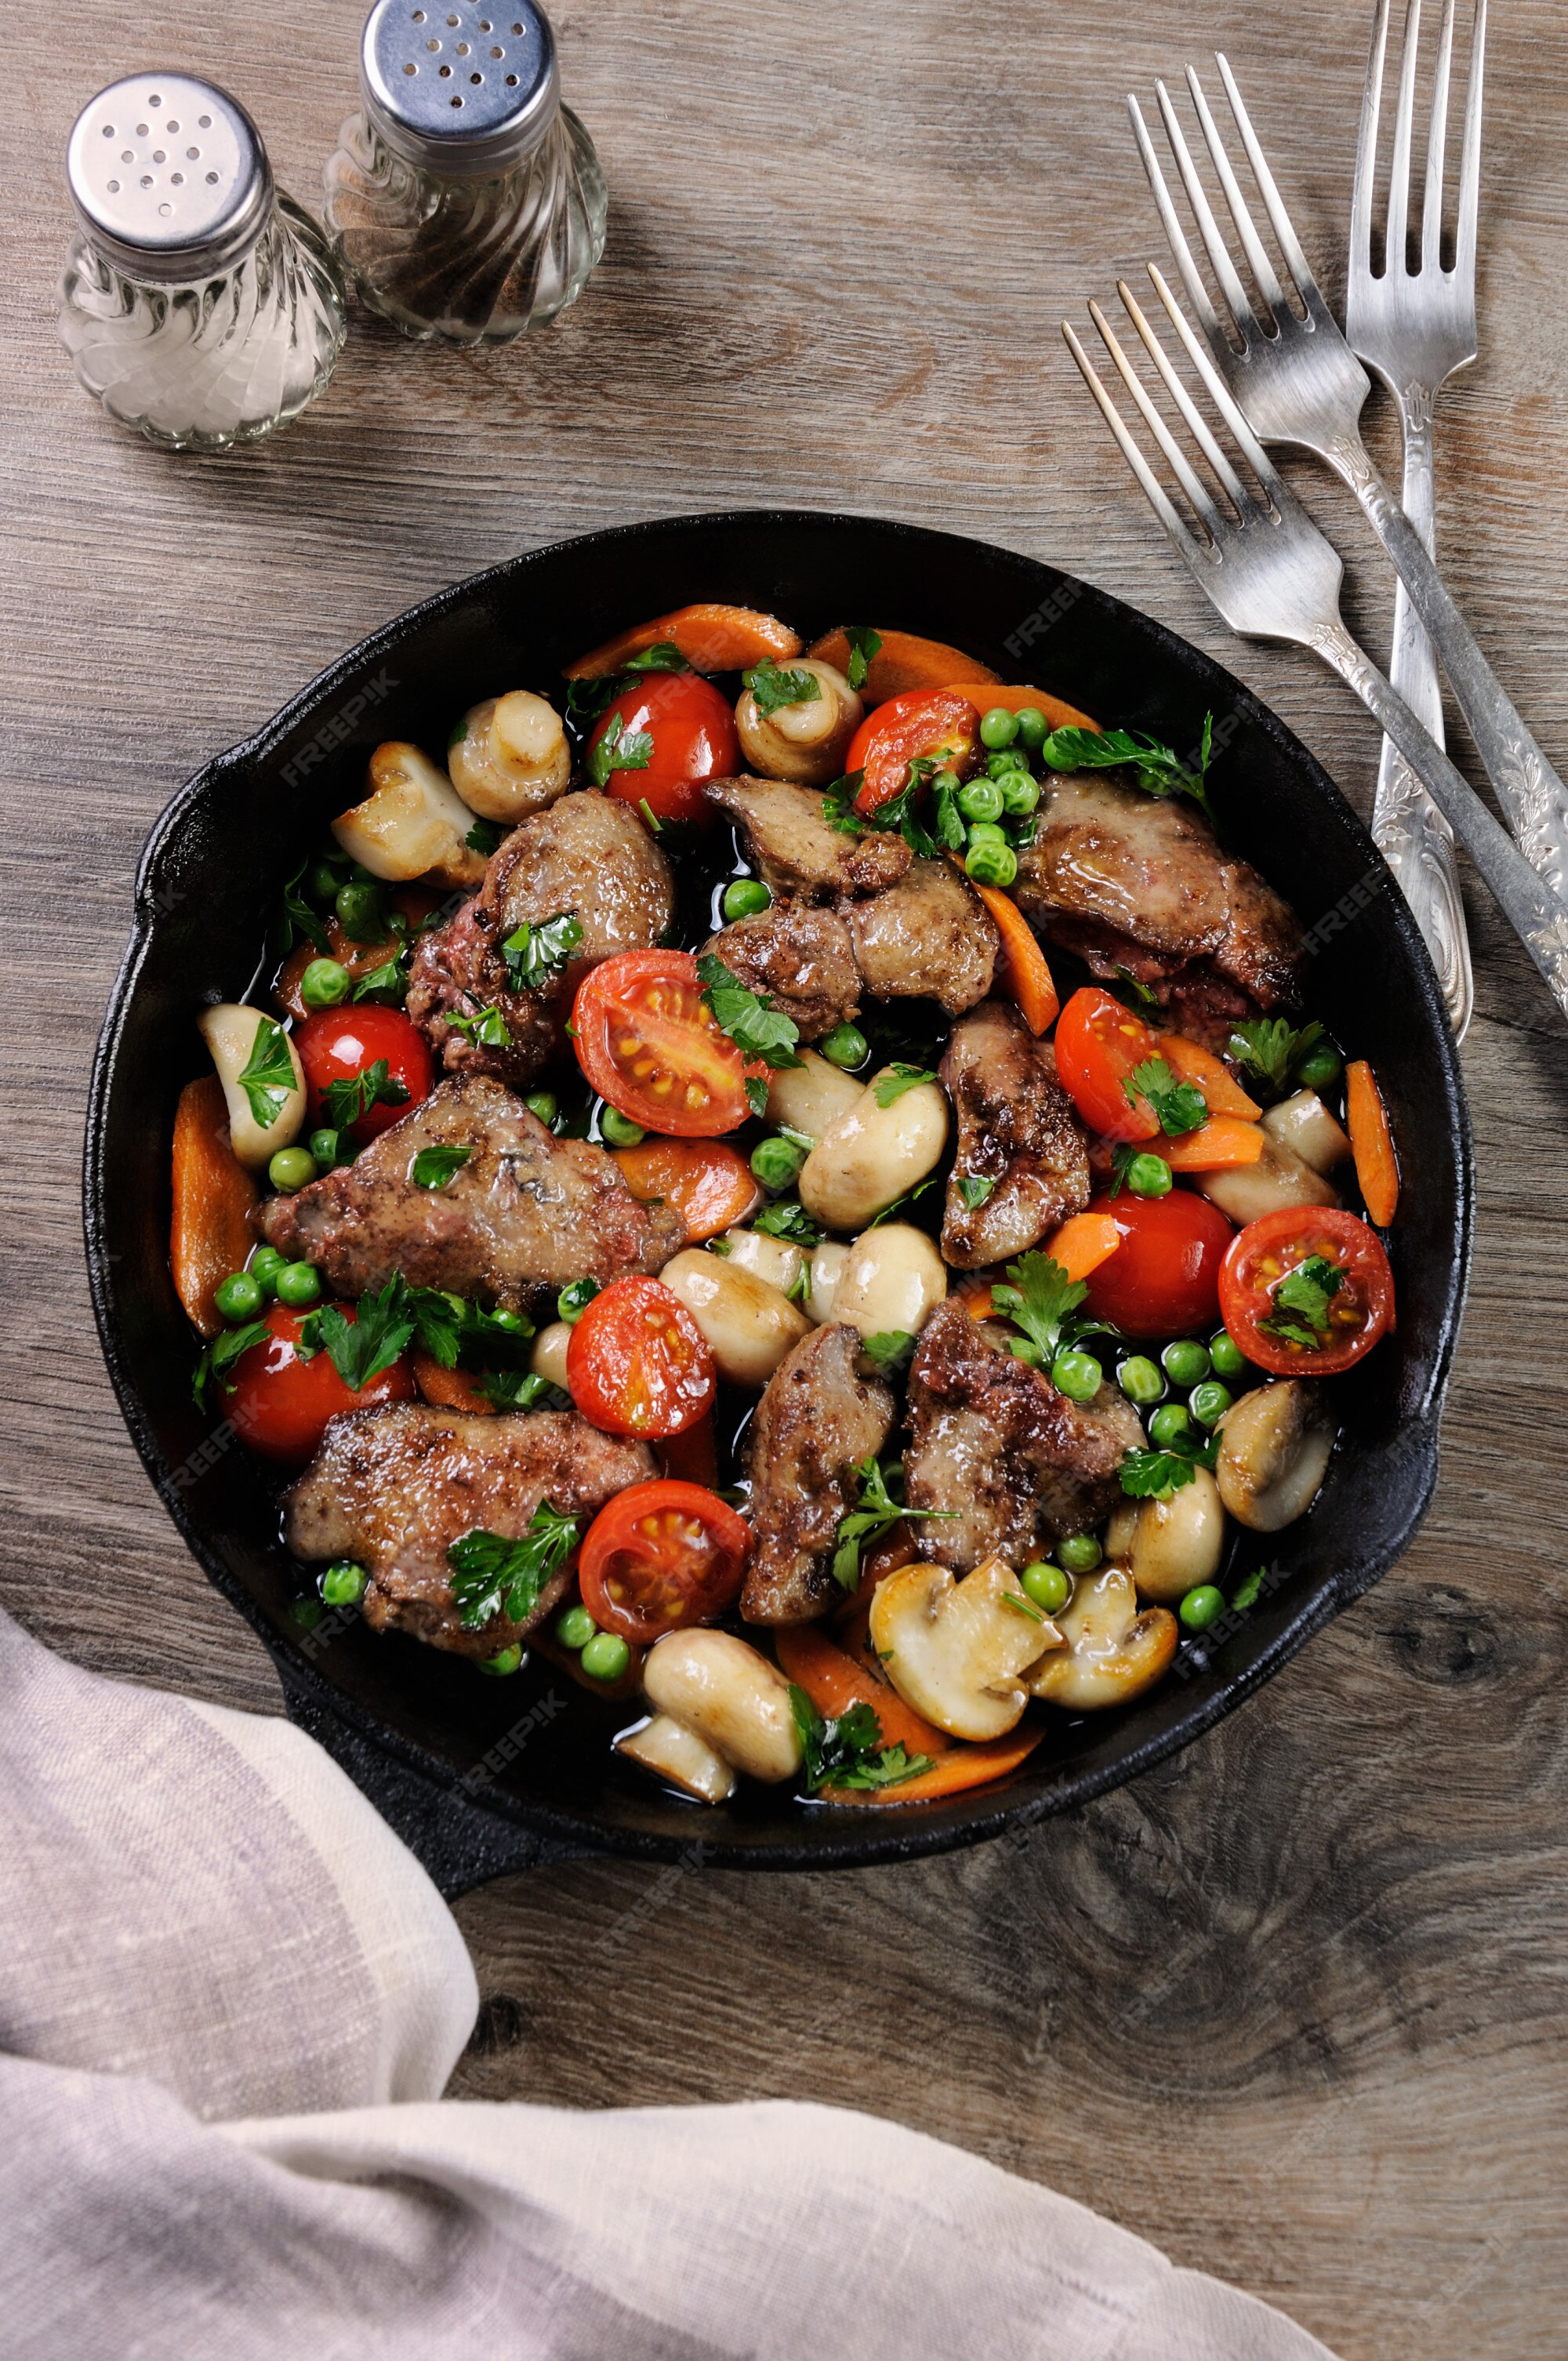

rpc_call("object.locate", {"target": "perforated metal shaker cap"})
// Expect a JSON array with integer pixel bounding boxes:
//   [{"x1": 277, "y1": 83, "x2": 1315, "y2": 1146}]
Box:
[
  {"x1": 66, "y1": 74, "x2": 274, "y2": 281},
  {"x1": 360, "y1": 0, "x2": 559, "y2": 177}
]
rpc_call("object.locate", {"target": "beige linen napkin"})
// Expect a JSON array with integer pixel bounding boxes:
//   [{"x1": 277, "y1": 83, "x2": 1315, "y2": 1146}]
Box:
[{"x1": 0, "y1": 1606, "x2": 1339, "y2": 2359}]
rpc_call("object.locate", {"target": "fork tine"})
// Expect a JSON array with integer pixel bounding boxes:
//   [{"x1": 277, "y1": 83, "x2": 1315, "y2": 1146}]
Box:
[
  {"x1": 1086, "y1": 298, "x2": 1224, "y2": 536},
  {"x1": 1185, "y1": 64, "x2": 1292, "y2": 323},
  {"x1": 1385, "y1": 0, "x2": 1422, "y2": 278},
  {"x1": 1114, "y1": 279, "x2": 1254, "y2": 515},
  {"x1": 1140, "y1": 84, "x2": 1260, "y2": 343},
  {"x1": 1455, "y1": 0, "x2": 1487, "y2": 279},
  {"x1": 1352, "y1": 0, "x2": 1393, "y2": 272},
  {"x1": 1212, "y1": 53, "x2": 1328, "y2": 311},
  {"x1": 1061, "y1": 320, "x2": 1210, "y2": 567},
  {"x1": 1421, "y1": 0, "x2": 1457, "y2": 272},
  {"x1": 1144, "y1": 263, "x2": 1291, "y2": 510}
]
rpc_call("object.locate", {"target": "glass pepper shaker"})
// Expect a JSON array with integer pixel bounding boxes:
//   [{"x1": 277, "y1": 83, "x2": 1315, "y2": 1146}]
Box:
[
  {"x1": 324, "y1": 0, "x2": 607, "y2": 347},
  {"x1": 58, "y1": 74, "x2": 347, "y2": 452}
]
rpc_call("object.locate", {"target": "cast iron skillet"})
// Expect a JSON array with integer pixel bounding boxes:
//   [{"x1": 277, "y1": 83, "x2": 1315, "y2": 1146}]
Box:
[{"x1": 84, "y1": 510, "x2": 1473, "y2": 1896}]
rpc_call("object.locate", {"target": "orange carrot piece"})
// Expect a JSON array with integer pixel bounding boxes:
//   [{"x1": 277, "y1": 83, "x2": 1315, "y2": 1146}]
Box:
[
  {"x1": 612, "y1": 1139, "x2": 761, "y2": 1243},
  {"x1": 774, "y1": 1624, "x2": 953, "y2": 1758},
  {"x1": 565, "y1": 605, "x2": 801, "y2": 678},
  {"x1": 1045, "y1": 1211, "x2": 1124, "y2": 1280},
  {"x1": 1156, "y1": 1033, "x2": 1261, "y2": 1121},
  {"x1": 410, "y1": 1350, "x2": 499, "y2": 1416},
  {"x1": 825, "y1": 1722, "x2": 1046, "y2": 1805},
  {"x1": 942, "y1": 682, "x2": 1102, "y2": 735},
  {"x1": 966, "y1": 877, "x2": 1060, "y2": 1033},
  {"x1": 1345, "y1": 1060, "x2": 1399, "y2": 1226},
  {"x1": 657, "y1": 1413, "x2": 720, "y2": 1488},
  {"x1": 956, "y1": 1280, "x2": 996, "y2": 1320},
  {"x1": 808, "y1": 627, "x2": 999, "y2": 706},
  {"x1": 1163, "y1": 1117, "x2": 1266, "y2": 1172},
  {"x1": 171, "y1": 1076, "x2": 260, "y2": 1341}
]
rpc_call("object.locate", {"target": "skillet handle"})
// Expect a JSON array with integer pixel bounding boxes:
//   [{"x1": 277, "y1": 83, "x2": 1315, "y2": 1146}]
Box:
[{"x1": 274, "y1": 1656, "x2": 595, "y2": 1899}]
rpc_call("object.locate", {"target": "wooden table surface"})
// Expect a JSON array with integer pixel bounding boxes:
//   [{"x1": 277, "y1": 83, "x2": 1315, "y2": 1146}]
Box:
[{"x1": 6, "y1": 2, "x2": 1567, "y2": 2352}]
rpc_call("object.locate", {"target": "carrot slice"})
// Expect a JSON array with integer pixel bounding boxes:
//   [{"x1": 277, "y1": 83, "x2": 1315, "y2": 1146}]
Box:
[
  {"x1": 825, "y1": 1722, "x2": 1046, "y2": 1805},
  {"x1": 774, "y1": 1624, "x2": 952, "y2": 1758},
  {"x1": 1156, "y1": 1033, "x2": 1261, "y2": 1121},
  {"x1": 658, "y1": 1413, "x2": 720, "y2": 1488},
  {"x1": 1163, "y1": 1117, "x2": 1266, "y2": 1171},
  {"x1": 1045, "y1": 1210, "x2": 1123, "y2": 1280},
  {"x1": 942, "y1": 682, "x2": 1102, "y2": 736},
  {"x1": 807, "y1": 627, "x2": 998, "y2": 706},
  {"x1": 612, "y1": 1139, "x2": 761, "y2": 1242},
  {"x1": 565, "y1": 605, "x2": 801, "y2": 679},
  {"x1": 966, "y1": 876, "x2": 1060, "y2": 1033},
  {"x1": 171, "y1": 1076, "x2": 260, "y2": 1341},
  {"x1": 411, "y1": 1350, "x2": 499, "y2": 1415},
  {"x1": 956, "y1": 1280, "x2": 996, "y2": 1320},
  {"x1": 1345, "y1": 1060, "x2": 1399, "y2": 1226}
]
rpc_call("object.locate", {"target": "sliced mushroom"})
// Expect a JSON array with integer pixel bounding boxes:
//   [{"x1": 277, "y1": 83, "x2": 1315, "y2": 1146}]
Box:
[
  {"x1": 1261, "y1": 1089, "x2": 1352, "y2": 1176},
  {"x1": 735, "y1": 658, "x2": 863, "y2": 788},
  {"x1": 198, "y1": 1004, "x2": 307, "y2": 1171},
  {"x1": 1215, "y1": 1380, "x2": 1335, "y2": 1531},
  {"x1": 1027, "y1": 1565, "x2": 1178, "y2": 1710},
  {"x1": 869, "y1": 1556, "x2": 1062, "y2": 1742},
  {"x1": 799, "y1": 1068, "x2": 949, "y2": 1233},
  {"x1": 830, "y1": 1222, "x2": 948, "y2": 1342},
  {"x1": 333, "y1": 743, "x2": 487, "y2": 888},
  {"x1": 1194, "y1": 1128, "x2": 1338, "y2": 1223},
  {"x1": 615, "y1": 1711, "x2": 737, "y2": 1804},
  {"x1": 764, "y1": 1049, "x2": 865, "y2": 1142},
  {"x1": 808, "y1": 1238, "x2": 850, "y2": 1324},
  {"x1": 448, "y1": 690, "x2": 572, "y2": 822},
  {"x1": 641, "y1": 1630, "x2": 803, "y2": 1783},
  {"x1": 1126, "y1": 1466, "x2": 1226, "y2": 1604},
  {"x1": 659, "y1": 1248, "x2": 812, "y2": 1387}
]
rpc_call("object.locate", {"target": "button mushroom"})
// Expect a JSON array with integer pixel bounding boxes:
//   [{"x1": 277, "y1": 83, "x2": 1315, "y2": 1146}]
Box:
[
  {"x1": 829, "y1": 1222, "x2": 948, "y2": 1342},
  {"x1": 615, "y1": 1710, "x2": 737, "y2": 1805},
  {"x1": 807, "y1": 1238, "x2": 850, "y2": 1324},
  {"x1": 720, "y1": 1226, "x2": 808, "y2": 1300},
  {"x1": 869, "y1": 1556, "x2": 1063, "y2": 1742},
  {"x1": 333, "y1": 743, "x2": 488, "y2": 888},
  {"x1": 1215, "y1": 1379, "x2": 1335, "y2": 1531},
  {"x1": 1194, "y1": 1128, "x2": 1338, "y2": 1223},
  {"x1": 1122, "y1": 1466, "x2": 1226, "y2": 1604},
  {"x1": 529, "y1": 1320, "x2": 573, "y2": 1391},
  {"x1": 1261, "y1": 1089, "x2": 1352, "y2": 1177},
  {"x1": 735, "y1": 658, "x2": 863, "y2": 789},
  {"x1": 764, "y1": 1048, "x2": 866, "y2": 1142},
  {"x1": 659, "y1": 1248, "x2": 812, "y2": 1387},
  {"x1": 1027, "y1": 1565, "x2": 1178, "y2": 1711},
  {"x1": 198, "y1": 1004, "x2": 307, "y2": 1171},
  {"x1": 640, "y1": 1629, "x2": 804, "y2": 1784},
  {"x1": 799, "y1": 1068, "x2": 949, "y2": 1233},
  {"x1": 448, "y1": 690, "x2": 572, "y2": 823}
]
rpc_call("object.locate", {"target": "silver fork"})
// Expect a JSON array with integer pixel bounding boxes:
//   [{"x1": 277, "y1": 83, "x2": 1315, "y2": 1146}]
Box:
[
  {"x1": 1129, "y1": 51, "x2": 1568, "y2": 913},
  {"x1": 1062, "y1": 272, "x2": 1568, "y2": 1022},
  {"x1": 1347, "y1": 0, "x2": 1486, "y2": 1041}
]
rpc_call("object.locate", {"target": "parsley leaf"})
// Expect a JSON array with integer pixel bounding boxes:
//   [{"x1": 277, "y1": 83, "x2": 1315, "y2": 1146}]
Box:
[
  {"x1": 744, "y1": 659, "x2": 822, "y2": 717},
  {"x1": 869, "y1": 757, "x2": 942, "y2": 857},
  {"x1": 842, "y1": 627, "x2": 882, "y2": 692},
  {"x1": 1260, "y1": 1255, "x2": 1346, "y2": 1349},
  {"x1": 590, "y1": 712, "x2": 655, "y2": 786},
  {"x1": 1109, "y1": 964, "x2": 1160, "y2": 1009},
  {"x1": 705, "y1": 1237, "x2": 733, "y2": 1257},
  {"x1": 1230, "y1": 1567, "x2": 1267, "y2": 1612},
  {"x1": 301, "y1": 1273, "x2": 418, "y2": 1392},
  {"x1": 1039, "y1": 719, "x2": 1218, "y2": 825},
  {"x1": 1228, "y1": 1018, "x2": 1327, "y2": 1101},
  {"x1": 821, "y1": 774, "x2": 868, "y2": 834},
  {"x1": 447, "y1": 1503, "x2": 581, "y2": 1630},
  {"x1": 831, "y1": 1456, "x2": 953, "y2": 1591},
  {"x1": 991, "y1": 1251, "x2": 1088, "y2": 1364},
  {"x1": 1120, "y1": 1432, "x2": 1219, "y2": 1499},
  {"x1": 478, "y1": 1368, "x2": 558, "y2": 1411},
  {"x1": 956, "y1": 1174, "x2": 996, "y2": 1211},
  {"x1": 353, "y1": 948, "x2": 410, "y2": 1004},
  {"x1": 695, "y1": 951, "x2": 803, "y2": 1071},
  {"x1": 744, "y1": 1075, "x2": 771, "y2": 1118},
  {"x1": 932, "y1": 771, "x2": 967, "y2": 850},
  {"x1": 447, "y1": 1001, "x2": 512, "y2": 1048},
  {"x1": 874, "y1": 1064, "x2": 938, "y2": 1108},
  {"x1": 862, "y1": 1330, "x2": 916, "y2": 1374},
  {"x1": 1124, "y1": 1056, "x2": 1207, "y2": 1138},
  {"x1": 321, "y1": 1057, "x2": 410, "y2": 1131},
  {"x1": 279, "y1": 859, "x2": 331, "y2": 958},
  {"x1": 789, "y1": 1684, "x2": 932, "y2": 1794},
  {"x1": 192, "y1": 1318, "x2": 270, "y2": 1410},
  {"x1": 752, "y1": 1197, "x2": 824, "y2": 1245},
  {"x1": 412, "y1": 1145, "x2": 471, "y2": 1190},
  {"x1": 237, "y1": 1017, "x2": 299, "y2": 1131},
  {"x1": 867, "y1": 1171, "x2": 944, "y2": 1228},
  {"x1": 465, "y1": 817, "x2": 505, "y2": 857},
  {"x1": 501, "y1": 910, "x2": 583, "y2": 994}
]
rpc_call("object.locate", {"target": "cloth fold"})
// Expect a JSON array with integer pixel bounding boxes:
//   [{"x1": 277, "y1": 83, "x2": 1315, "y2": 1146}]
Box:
[{"x1": 0, "y1": 1606, "x2": 1338, "y2": 2360}]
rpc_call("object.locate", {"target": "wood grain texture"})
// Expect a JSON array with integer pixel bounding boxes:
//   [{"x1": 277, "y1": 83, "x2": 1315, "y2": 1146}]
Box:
[{"x1": 4, "y1": 3, "x2": 1568, "y2": 2353}]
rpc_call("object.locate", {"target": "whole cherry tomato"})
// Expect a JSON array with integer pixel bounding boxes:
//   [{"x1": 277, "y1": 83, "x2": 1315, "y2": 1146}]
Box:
[
  {"x1": 1053, "y1": 986, "x2": 1163, "y2": 1144},
  {"x1": 1080, "y1": 1190, "x2": 1236, "y2": 1339},
  {"x1": 586, "y1": 671, "x2": 742, "y2": 827},
  {"x1": 225, "y1": 1304, "x2": 416, "y2": 1465},
  {"x1": 293, "y1": 1004, "x2": 434, "y2": 1144},
  {"x1": 578, "y1": 1478, "x2": 751, "y2": 1643},
  {"x1": 566, "y1": 1275, "x2": 717, "y2": 1440},
  {"x1": 844, "y1": 688, "x2": 980, "y2": 816},
  {"x1": 1219, "y1": 1206, "x2": 1395, "y2": 1377},
  {"x1": 572, "y1": 950, "x2": 754, "y2": 1137}
]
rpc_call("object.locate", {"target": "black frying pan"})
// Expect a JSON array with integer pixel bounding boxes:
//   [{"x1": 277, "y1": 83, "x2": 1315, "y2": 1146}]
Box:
[{"x1": 84, "y1": 510, "x2": 1473, "y2": 1895}]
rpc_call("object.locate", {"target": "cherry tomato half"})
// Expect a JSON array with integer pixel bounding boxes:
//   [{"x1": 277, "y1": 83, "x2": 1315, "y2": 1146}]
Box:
[
  {"x1": 567, "y1": 1275, "x2": 717, "y2": 1439},
  {"x1": 578, "y1": 1478, "x2": 751, "y2": 1643},
  {"x1": 586, "y1": 671, "x2": 742, "y2": 827},
  {"x1": 226, "y1": 1304, "x2": 416, "y2": 1465},
  {"x1": 294, "y1": 1004, "x2": 434, "y2": 1144},
  {"x1": 1219, "y1": 1206, "x2": 1395, "y2": 1378},
  {"x1": 845, "y1": 688, "x2": 980, "y2": 817},
  {"x1": 572, "y1": 950, "x2": 753, "y2": 1137},
  {"x1": 1053, "y1": 986, "x2": 1163, "y2": 1144},
  {"x1": 1080, "y1": 1190, "x2": 1236, "y2": 1339}
]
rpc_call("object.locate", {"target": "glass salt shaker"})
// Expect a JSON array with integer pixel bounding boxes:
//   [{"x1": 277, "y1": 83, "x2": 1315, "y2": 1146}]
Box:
[
  {"x1": 59, "y1": 74, "x2": 347, "y2": 453},
  {"x1": 324, "y1": 0, "x2": 607, "y2": 347}
]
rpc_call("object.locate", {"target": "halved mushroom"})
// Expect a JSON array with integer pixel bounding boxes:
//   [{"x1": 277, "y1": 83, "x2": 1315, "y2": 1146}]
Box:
[
  {"x1": 333, "y1": 743, "x2": 487, "y2": 888},
  {"x1": 735, "y1": 658, "x2": 863, "y2": 788},
  {"x1": 448, "y1": 690, "x2": 572, "y2": 822},
  {"x1": 1261, "y1": 1089, "x2": 1352, "y2": 1176},
  {"x1": 1215, "y1": 1380, "x2": 1335, "y2": 1531},
  {"x1": 869, "y1": 1556, "x2": 1062, "y2": 1742},
  {"x1": 1123, "y1": 1466, "x2": 1226, "y2": 1604},
  {"x1": 1027, "y1": 1565, "x2": 1178, "y2": 1710},
  {"x1": 1193, "y1": 1128, "x2": 1338, "y2": 1223},
  {"x1": 641, "y1": 1630, "x2": 803, "y2": 1783},
  {"x1": 198, "y1": 1004, "x2": 307, "y2": 1171},
  {"x1": 616, "y1": 1711, "x2": 737, "y2": 1804}
]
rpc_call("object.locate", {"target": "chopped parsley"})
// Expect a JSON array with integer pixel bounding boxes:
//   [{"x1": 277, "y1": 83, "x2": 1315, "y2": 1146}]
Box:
[
  {"x1": 297, "y1": 1276, "x2": 416, "y2": 1392},
  {"x1": 502, "y1": 910, "x2": 583, "y2": 994},
  {"x1": 191, "y1": 1318, "x2": 270, "y2": 1410},
  {"x1": 990, "y1": 1251, "x2": 1112, "y2": 1368},
  {"x1": 745, "y1": 1076, "x2": 771, "y2": 1117},
  {"x1": 932, "y1": 770, "x2": 966, "y2": 850},
  {"x1": 1229, "y1": 1017, "x2": 1327, "y2": 1100},
  {"x1": 862, "y1": 1330, "x2": 916, "y2": 1375},
  {"x1": 822, "y1": 775, "x2": 868, "y2": 834},
  {"x1": 1230, "y1": 1566, "x2": 1267, "y2": 1611},
  {"x1": 867, "y1": 1171, "x2": 943, "y2": 1228},
  {"x1": 278, "y1": 858, "x2": 331, "y2": 958},
  {"x1": 874, "y1": 1064, "x2": 938, "y2": 1108},
  {"x1": 695, "y1": 951, "x2": 803, "y2": 1071},
  {"x1": 352, "y1": 948, "x2": 410, "y2": 1004},
  {"x1": 465, "y1": 817, "x2": 505, "y2": 856},
  {"x1": 567, "y1": 644, "x2": 690, "y2": 723},
  {"x1": 832, "y1": 1456, "x2": 953, "y2": 1591},
  {"x1": 744, "y1": 659, "x2": 821, "y2": 717},
  {"x1": 789, "y1": 1685, "x2": 932, "y2": 1794},
  {"x1": 752, "y1": 1197, "x2": 824, "y2": 1245},
  {"x1": 321, "y1": 1057, "x2": 409, "y2": 1132},
  {"x1": 956, "y1": 1173, "x2": 996, "y2": 1211},
  {"x1": 447, "y1": 1503, "x2": 581, "y2": 1631},
  {"x1": 1259, "y1": 1255, "x2": 1347, "y2": 1350},
  {"x1": 1124, "y1": 1056, "x2": 1207, "y2": 1137},
  {"x1": 412, "y1": 1145, "x2": 471, "y2": 1190},
  {"x1": 1038, "y1": 714, "x2": 1218, "y2": 825},
  {"x1": 1120, "y1": 1431, "x2": 1219, "y2": 1500},
  {"x1": 1001, "y1": 1589, "x2": 1049, "y2": 1625},
  {"x1": 237, "y1": 1017, "x2": 299, "y2": 1131},
  {"x1": 842, "y1": 627, "x2": 882, "y2": 692},
  {"x1": 447, "y1": 1001, "x2": 512, "y2": 1048},
  {"x1": 870, "y1": 757, "x2": 942, "y2": 856},
  {"x1": 589, "y1": 713, "x2": 655, "y2": 786},
  {"x1": 637, "y1": 797, "x2": 665, "y2": 835},
  {"x1": 478, "y1": 1368, "x2": 559, "y2": 1411},
  {"x1": 1109, "y1": 965, "x2": 1160, "y2": 1008}
]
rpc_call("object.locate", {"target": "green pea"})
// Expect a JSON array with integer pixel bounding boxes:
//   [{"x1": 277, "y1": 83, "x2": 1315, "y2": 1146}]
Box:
[
  {"x1": 291, "y1": 1596, "x2": 324, "y2": 1630},
  {"x1": 980, "y1": 705, "x2": 1020, "y2": 750},
  {"x1": 557, "y1": 1277, "x2": 600, "y2": 1325},
  {"x1": 308, "y1": 1127, "x2": 353, "y2": 1171},
  {"x1": 335, "y1": 879, "x2": 387, "y2": 943},
  {"x1": 1058, "y1": 1533, "x2": 1102, "y2": 1575},
  {"x1": 966, "y1": 820, "x2": 1008, "y2": 846},
  {"x1": 1189, "y1": 1380, "x2": 1233, "y2": 1429},
  {"x1": 957, "y1": 778, "x2": 1005, "y2": 826},
  {"x1": 986, "y1": 748, "x2": 1027, "y2": 779},
  {"x1": 1149, "y1": 1403, "x2": 1191, "y2": 1449},
  {"x1": 1208, "y1": 1328, "x2": 1247, "y2": 1381},
  {"x1": 480, "y1": 1645, "x2": 524, "y2": 1676},
  {"x1": 214, "y1": 1270, "x2": 265, "y2": 1323},
  {"x1": 1051, "y1": 1348, "x2": 1103, "y2": 1403},
  {"x1": 1000, "y1": 772, "x2": 1040, "y2": 816},
  {"x1": 300, "y1": 957, "x2": 352, "y2": 1011},
  {"x1": 1125, "y1": 1152, "x2": 1173, "y2": 1199},
  {"x1": 965, "y1": 838, "x2": 1018, "y2": 889},
  {"x1": 274, "y1": 1261, "x2": 322, "y2": 1309},
  {"x1": 554, "y1": 1604, "x2": 597, "y2": 1651},
  {"x1": 321, "y1": 1561, "x2": 368, "y2": 1607},
  {"x1": 1014, "y1": 706, "x2": 1047, "y2": 754},
  {"x1": 1162, "y1": 1338, "x2": 1211, "y2": 1388},
  {"x1": 308, "y1": 859, "x2": 343, "y2": 905},
  {"x1": 723, "y1": 877, "x2": 773, "y2": 922},
  {"x1": 930, "y1": 768, "x2": 962, "y2": 801},
  {"x1": 524, "y1": 1091, "x2": 559, "y2": 1129},
  {"x1": 600, "y1": 1105, "x2": 646, "y2": 1149},
  {"x1": 248, "y1": 1247, "x2": 289, "y2": 1296},
  {"x1": 818, "y1": 1022, "x2": 869, "y2": 1071},
  {"x1": 1022, "y1": 1561, "x2": 1070, "y2": 1614},
  {"x1": 1179, "y1": 1584, "x2": 1226, "y2": 1632},
  {"x1": 1297, "y1": 1044, "x2": 1342, "y2": 1093},
  {"x1": 581, "y1": 1631, "x2": 631, "y2": 1681},
  {"x1": 751, "y1": 1135, "x2": 808, "y2": 1193},
  {"x1": 488, "y1": 1308, "x2": 530, "y2": 1335},
  {"x1": 268, "y1": 1146, "x2": 318, "y2": 1193},
  {"x1": 1117, "y1": 1353, "x2": 1165, "y2": 1406}
]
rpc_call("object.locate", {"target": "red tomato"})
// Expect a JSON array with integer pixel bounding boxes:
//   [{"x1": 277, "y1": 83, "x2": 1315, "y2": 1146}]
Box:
[
  {"x1": 586, "y1": 671, "x2": 741, "y2": 826},
  {"x1": 294, "y1": 1005, "x2": 434, "y2": 1144},
  {"x1": 579, "y1": 1479, "x2": 751, "y2": 1643},
  {"x1": 226, "y1": 1305, "x2": 416, "y2": 1465},
  {"x1": 844, "y1": 688, "x2": 981, "y2": 816},
  {"x1": 1219, "y1": 1207, "x2": 1396, "y2": 1377},
  {"x1": 1080, "y1": 1190, "x2": 1236, "y2": 1339},
  {"x1": 572, "y1": 950, "x2": 753, "y2": 1137},
  {"x1": 567, "y1": 1276, "x2": 717, "y2": 1439},
  {"x1": 1053, "y1": 986, "x2": 1163, "y2": 1143}
]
